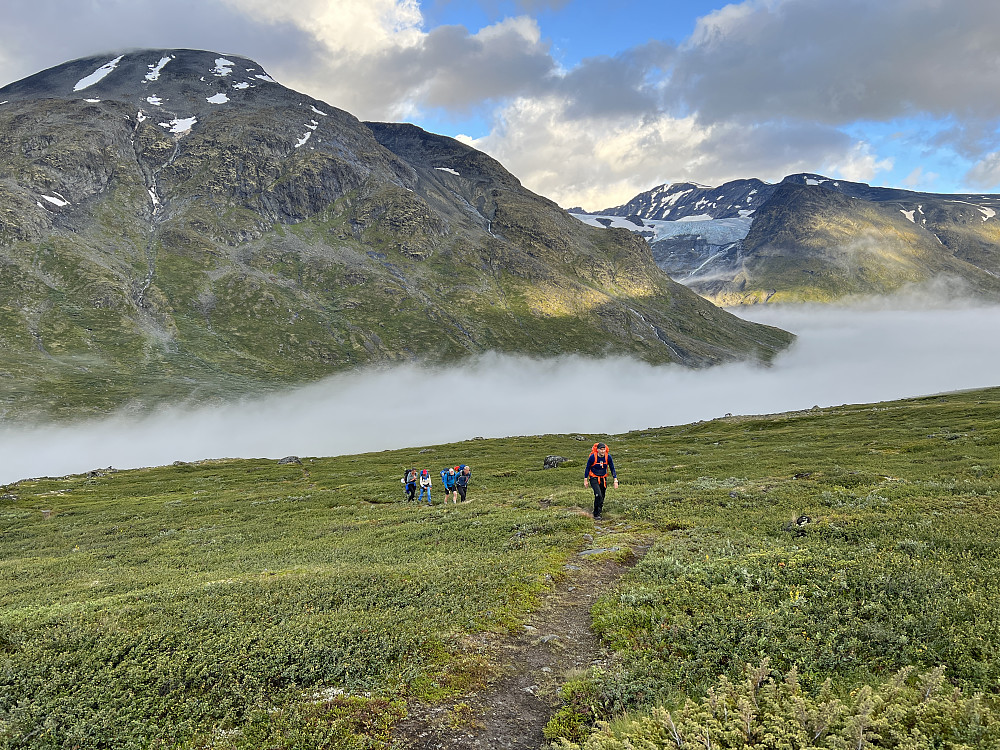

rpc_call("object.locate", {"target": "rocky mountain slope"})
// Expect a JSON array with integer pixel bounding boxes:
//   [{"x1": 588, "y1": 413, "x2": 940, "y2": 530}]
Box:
[
  {"x1": 575, "y1": 174, "x2": 1000, "y2": 305},
  {"x1": 0, "y1": 49, "x2": 792, "y2": 420}
]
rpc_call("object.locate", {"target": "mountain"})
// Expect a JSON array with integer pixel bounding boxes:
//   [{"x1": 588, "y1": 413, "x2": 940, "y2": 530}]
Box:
[
  {"x1": 575, "y1": 173, "x2": 1000, "y2": 305},
  {"x1": 0, "y1": 49, "x2": 792, "y2": 420}
]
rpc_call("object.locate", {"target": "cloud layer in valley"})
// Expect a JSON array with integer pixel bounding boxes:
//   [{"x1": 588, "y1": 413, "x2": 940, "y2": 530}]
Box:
[
  {"x1": 2, "y1": 304, "x2": 999, "y2": 485},
  {"x1": 3, "y1": 1, "x2": 1000, "y2": 207}
]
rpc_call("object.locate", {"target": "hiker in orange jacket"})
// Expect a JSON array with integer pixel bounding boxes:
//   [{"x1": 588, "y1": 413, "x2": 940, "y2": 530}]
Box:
[{"x1": 583, "y1": 442, "x2": 617, "y2": 520}]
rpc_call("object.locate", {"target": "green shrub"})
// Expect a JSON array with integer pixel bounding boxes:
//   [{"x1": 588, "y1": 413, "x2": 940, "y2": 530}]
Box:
[
  {"x1": 556, "y1": 662, "x2": 1000, "y2": 749},
  {"x1": 544, "y1": 676, "x2": 604, "y2": 743}
]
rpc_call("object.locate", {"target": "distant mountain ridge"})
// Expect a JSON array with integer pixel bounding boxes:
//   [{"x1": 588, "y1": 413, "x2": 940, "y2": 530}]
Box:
[
  {"x1": 598, "y1": 177, "x2": 773, "y2": 222},
  {"x1": 574, "y1": 174, "x2": 1000, "y2": 305},
  {"x1": 0, "y1": 49, "x2": 792, "y2": 420}
]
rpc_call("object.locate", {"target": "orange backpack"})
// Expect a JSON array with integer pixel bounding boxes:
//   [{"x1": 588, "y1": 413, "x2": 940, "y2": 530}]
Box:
[{"x1": 588, "y1": 443, "x2": 611, "y2": 478}]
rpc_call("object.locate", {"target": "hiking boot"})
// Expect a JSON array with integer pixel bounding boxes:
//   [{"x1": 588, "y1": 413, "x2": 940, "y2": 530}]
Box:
[{"x1": 594, "y1": 514, "x2": 602, "y2": 520}]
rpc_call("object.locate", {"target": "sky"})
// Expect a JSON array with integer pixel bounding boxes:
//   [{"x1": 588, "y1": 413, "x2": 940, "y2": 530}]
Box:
[
  {"x1": 2, "y1": 0, "x2": 1000, "y2": 210},
  {"x1": 2, "y1": 302, "x2": 999, "y2": 485}
]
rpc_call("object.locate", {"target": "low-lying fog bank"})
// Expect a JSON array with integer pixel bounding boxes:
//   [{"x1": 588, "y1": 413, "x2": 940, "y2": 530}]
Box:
[{"x1": 2, "y1": 303, "x2": 999, "y2": 484}]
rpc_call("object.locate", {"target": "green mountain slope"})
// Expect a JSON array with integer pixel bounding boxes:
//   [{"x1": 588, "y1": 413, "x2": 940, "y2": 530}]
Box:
[
  {"x1": 3, "y1": 386, "x2": 1000, "y2": 747},
  {"x1": 692, "y1": 184, "x2": 1000, "y2": 304},
  {"x1": 691, "y1": 183, "x2": 1000, "y2": 304},
  {"x1": 591, "y1": 174, "x2": 1000, "y2": 306},
  {"x1": 0, "y1": 50, "x2": 792, "y2": 420}
]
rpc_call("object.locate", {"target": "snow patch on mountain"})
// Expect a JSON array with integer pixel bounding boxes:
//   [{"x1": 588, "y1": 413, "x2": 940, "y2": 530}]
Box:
[
  {"x1": 654, "y1": 189, "x2": 691, "y2": 208},
  {"x1": 145, "y1": 55, "x2": 174, "y2": 82},
  {"x1": 435, "y1": 167, "x2": 460, "y2": 176},
  {"x1": 573, "y1": 213, "x2": 753, "y2": 246},
  {"x1": 73, "y1": 55, "x2": 123, "y2": 92},
  {"x1": 292, "y1": 118, "x2": 320, "y2": 148},
  {"x1": 572, "y1": 214, "x2": 644, "y2": 232},
  {"x1": 159, "y1": 116, "x2": 196, "y2": 134},
  {"x1": 212, "y1": 58, "x2": 235, "y2": 77},
  {"x1": 310, "y1": 105, "x2": 328, "y2": 116},
  {"x1": 206, "y1": 93, "x2": 229, "y2": 104},
  {"x1": 41, "y1": 194, "x2": 69, "y2": 207},
  {"x1": 944, "y1": 199, "x2": 1000, "y2": 221}
]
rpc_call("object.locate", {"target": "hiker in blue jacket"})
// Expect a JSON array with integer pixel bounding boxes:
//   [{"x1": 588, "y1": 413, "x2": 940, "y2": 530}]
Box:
[
  {"x1": 583, "y1": 443, "x2": 617, "y2": 521},
  {"x1": 440, "y1": 466, "x2": 459, "y2": 504}
]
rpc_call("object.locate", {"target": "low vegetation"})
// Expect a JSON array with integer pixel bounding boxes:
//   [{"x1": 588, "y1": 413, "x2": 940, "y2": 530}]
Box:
[{"x1": 3, "y1": 386, "x2": 1000, "y2": 748}]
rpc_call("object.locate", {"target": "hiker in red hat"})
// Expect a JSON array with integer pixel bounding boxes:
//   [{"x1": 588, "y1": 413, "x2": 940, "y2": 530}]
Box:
[{"x1": 417, "y1": 469, "x2": 433, "y2": 505}]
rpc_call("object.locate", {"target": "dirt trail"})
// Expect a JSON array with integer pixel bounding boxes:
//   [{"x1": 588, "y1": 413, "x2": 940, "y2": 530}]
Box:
[{"x1": 396, "y1": 526, "x2": 647, "y2": 750}]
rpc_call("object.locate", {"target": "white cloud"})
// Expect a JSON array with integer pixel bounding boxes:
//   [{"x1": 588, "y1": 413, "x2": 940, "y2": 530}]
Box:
[
  {"x1": 218, "y1": 0, "x2": 423, "y2": 55},
  {"x1": 822, "y1": 142, "x2": 893, "y2": 184},
  {"x1": 673, "y1": 0, "x2": 1000, "y2": 125},
  {"x1": 4, "y1": 304, "x2": 1000, "y2": 486},
  {"x1": 462, "y1": 96, "x2": 869, "y2": 209},
  {"x1": 286, "y1": 14, "x2": 554, "y2": 121},
  {"x1": 460, "y1": 97, "x2": 707, "y2": 208},
  {"x1": 965, "y1": 152, "x2": 1000, "y2": 190},
  {"x1": 902, "y1": 167, "x2": 924, "y2": 188},
  {"x1": 901, "y1": 166, "x2": 940, "y2": 190}
]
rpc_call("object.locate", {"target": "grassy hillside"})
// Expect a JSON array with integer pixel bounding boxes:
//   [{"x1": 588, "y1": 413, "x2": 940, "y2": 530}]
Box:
[{"x1": 4, "y1": 386, "x2": 1000, "y2": 747}]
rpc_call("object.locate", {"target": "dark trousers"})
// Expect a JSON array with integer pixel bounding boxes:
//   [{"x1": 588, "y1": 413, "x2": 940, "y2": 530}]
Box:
[
  {"x1": 457, "y1": 485, "x2": 467, "y2": 502},
  {"x1": 589, "y1": 476, "x2": 607, "y2": 517},
  {"x1": 405, "y1": 482, "x2": 416, "y2": 501}
]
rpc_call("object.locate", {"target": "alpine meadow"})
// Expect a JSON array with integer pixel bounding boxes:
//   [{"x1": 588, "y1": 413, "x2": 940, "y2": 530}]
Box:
[{"x1": 4, "y1": 386, "x2": 1000, "y2": 748}]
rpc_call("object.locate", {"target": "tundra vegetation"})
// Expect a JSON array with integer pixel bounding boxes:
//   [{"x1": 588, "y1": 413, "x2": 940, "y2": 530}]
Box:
[{"x1": 3, "y1": 386, "x2": 1000, "y2": 748}]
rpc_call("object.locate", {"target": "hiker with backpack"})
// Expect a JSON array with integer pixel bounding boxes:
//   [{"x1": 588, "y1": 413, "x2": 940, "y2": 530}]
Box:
[
  {"x1": 417, "y1": 469, "x2": 433, "y2": 505},
  {"x1": 401, "y1": 468, "x2": 418, "y2": 502},
  {"x1": 455, "y1": 464, "x2": 471, "y2": 503},
  {"x1": 440, "y1": 466, "x2": 459, "y2": 504},
  {"x1": 584, "y1": 442, "x2": 617, "y2": 520}
]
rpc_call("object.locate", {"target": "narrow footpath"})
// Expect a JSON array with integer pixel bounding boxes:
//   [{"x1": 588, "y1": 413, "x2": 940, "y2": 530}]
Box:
[{"x1": 395, "y1": 524, "x2": 648, "y2": 750}]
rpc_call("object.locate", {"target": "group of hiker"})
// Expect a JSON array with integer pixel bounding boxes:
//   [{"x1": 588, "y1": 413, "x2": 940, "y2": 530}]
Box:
[
  {"x1": 399, "y1": 441, "x2": 618, "y2": 520},
  {"x1": 401, "y1": 464, "x2": 472, "y2": 505}
]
